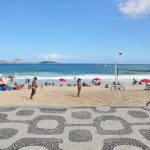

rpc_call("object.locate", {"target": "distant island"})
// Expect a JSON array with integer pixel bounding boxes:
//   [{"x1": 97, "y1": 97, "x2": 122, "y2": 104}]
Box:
[
  {"x1": 0, "y1": 59, "x2": 24, "y2": 64},
  {"x1": 0, "y1": 59, "x2": 59, "y2": 64}
]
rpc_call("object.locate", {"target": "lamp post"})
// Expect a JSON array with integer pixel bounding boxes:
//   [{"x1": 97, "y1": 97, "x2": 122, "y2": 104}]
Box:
[
  {"x1": 115, "y1": 52, "x2": 122, "y2": 91},
  {"x1": 115, "y1": 63, "x2": 117, "y2": 91}
]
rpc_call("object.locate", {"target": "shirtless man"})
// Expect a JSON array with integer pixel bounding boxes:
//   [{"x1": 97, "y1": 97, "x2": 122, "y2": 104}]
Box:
[{"x1": 30, "y1": 77, "x2": 38, "y2": 99}]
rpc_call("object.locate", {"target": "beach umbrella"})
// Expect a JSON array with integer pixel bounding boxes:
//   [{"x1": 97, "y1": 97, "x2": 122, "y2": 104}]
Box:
[
  {"x1": 93, "y1": 78, "x2": 101, "y2": 81},
  {"x1": 141, "y1": 79, "x2": 150, "y2": 83},
  {"x1": 59, "y1": 78, "x2": 67, "y2": 82}
]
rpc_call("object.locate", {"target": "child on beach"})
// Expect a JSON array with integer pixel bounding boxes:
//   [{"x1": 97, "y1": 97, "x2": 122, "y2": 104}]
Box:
[
  {"x1": 77, "y1": 78, "x2": 81, "y2": 98},
  {"x1": 30, "y1": 77, "x2": 38, "y2": 99}
]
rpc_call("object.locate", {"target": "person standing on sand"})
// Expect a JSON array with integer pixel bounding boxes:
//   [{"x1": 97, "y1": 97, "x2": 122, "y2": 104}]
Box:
[
  {"x1": 28, "y1": 78, "x2": 30, "y2": 84},
  {"x1": 77, "y1": 78, "x2": 81, "y2": 97},
  {"x1": 30, "y1": 77, "x2": 38, "y2": 99},
  {"x1": 25, "y1": 78, "x2": 27, "y2": 84}
]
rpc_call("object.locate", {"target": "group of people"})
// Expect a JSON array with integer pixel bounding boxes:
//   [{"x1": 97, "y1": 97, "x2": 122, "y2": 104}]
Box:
[
  {"x1": 132, "y1": 78, "x2": 142, "y2": 86},
  {"x1": 91, "y1": 80, "x2": 101, "y2": 86},
  {"x1": 25, "y1": 78, "x2": 30, "y2": 84},
  {"x1": 28, "y1": 77, "x2": 150, "y2": 106},
  {"x1": 0, "y1": 78, "x2": 24, "y2": 91},
  {"x1": 29, "y1": 77, "x2": 82, "y2": 99},
  {"x1": 44, "y1": 82, "x2": 55, "y2": 86}
]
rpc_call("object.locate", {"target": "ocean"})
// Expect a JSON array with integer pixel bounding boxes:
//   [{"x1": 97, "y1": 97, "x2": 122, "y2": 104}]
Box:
[{"x1": 1, "y1": 64, "x2": 150, "y2": 83}]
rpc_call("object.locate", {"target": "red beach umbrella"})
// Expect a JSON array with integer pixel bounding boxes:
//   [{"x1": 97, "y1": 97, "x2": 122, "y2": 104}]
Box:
[
  {"x1": 141, "y1": 79, "x2": 150, "y2": 83},
  {"x1": 93, "y1": 78, "x2": 101, "y2": 81},
  {"x1": 59, "y1": 78, "x2": 67, "y2": 82}
]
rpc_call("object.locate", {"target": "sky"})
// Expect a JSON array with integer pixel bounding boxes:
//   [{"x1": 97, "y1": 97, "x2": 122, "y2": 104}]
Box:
[{"x1": 0, "y1": 0, "x2": 150, "y2": 64}]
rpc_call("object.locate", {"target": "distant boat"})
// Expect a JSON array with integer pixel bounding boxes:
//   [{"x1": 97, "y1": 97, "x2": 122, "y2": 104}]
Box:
[{"x1": 104, "y1": 64, "x2": 108, "y2": 67}]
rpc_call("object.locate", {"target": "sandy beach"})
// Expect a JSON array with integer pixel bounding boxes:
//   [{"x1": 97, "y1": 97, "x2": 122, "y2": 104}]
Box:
[{"x1": 0, "y1": 84, "x2": 150, "y2": 106}]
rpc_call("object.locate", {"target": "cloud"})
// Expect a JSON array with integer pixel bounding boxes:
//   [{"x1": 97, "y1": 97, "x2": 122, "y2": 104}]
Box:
[
  {"x1": 117, "y1": 0, "x2": 150, "y2": 19},
  {"x1": 37, "y1": 53, "x2": 76, "y2": 60},
  {"x1": 37, "y1": 53, "x2": 78, "y2": 60}
]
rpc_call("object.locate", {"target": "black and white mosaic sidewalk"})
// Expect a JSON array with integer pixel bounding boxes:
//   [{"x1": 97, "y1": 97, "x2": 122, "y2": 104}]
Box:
[{"x1": 0, "y1": 106, "x2": 150, "y2": 150}]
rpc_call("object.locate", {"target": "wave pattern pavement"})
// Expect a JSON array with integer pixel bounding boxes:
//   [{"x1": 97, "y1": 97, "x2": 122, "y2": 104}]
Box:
[{"x1": 0, "y1": 106, "x2": 150, "y2": 150}]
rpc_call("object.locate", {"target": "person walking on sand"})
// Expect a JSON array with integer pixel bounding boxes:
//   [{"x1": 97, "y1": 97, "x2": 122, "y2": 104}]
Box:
[
  {"x1": 77, "y1": 78, "x2": 81, "y2": 98},
  {"x1": 30, "y1": 77, "x2": 38, "y2": 99}
]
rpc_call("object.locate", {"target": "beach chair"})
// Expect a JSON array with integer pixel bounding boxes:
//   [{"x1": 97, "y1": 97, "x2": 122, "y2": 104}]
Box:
[
  {"x1": 8, "y1": 86, "x2": 13, "y2": 90},
  {"x1": 28, "y1": 85, "x2": 32, "y2": 89},
  {"x1": 0, "y1": 86, "x2": 3, "y2": 91},
  {"x1": 146, "y1": 85, "x2": 150, "y2": 90}
]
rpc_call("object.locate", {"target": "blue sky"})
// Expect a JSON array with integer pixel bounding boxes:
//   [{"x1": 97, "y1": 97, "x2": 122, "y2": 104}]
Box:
[{"x1": 0, "y1": 0, "x2": 150, "y2": 63}]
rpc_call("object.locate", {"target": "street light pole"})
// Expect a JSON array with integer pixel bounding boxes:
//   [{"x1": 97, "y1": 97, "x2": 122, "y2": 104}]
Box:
[
  {"x1": 115, "y1": 52, "x2": 122, "y2": 91},
  {"x1": 115, "y1": 63, "x2": 117, "y2": 91}
]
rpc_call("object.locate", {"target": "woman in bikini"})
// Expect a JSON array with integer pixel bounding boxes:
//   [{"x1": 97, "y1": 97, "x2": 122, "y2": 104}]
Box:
[
  {"x1": 77, "y1": 78, "x2": 81, "y2": 98},
  {"x1": 30, "y1": 77, "x2": 38, "y2": 99}
]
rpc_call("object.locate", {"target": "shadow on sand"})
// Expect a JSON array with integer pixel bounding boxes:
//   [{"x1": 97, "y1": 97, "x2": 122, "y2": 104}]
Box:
[
  {"x1": 67, "y1": 94, "x2": 77, "y2": 98},
  {"x1": 20, "y1": 96, "x2": 31, "y2": 100}
]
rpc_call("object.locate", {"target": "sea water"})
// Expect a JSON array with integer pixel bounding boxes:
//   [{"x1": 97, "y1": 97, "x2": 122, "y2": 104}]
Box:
[{"x1": 0, "y1": 64, "x2": 150, "y2": 84}]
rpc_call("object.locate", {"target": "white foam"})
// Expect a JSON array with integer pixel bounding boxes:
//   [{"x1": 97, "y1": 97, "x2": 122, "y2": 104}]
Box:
[{"x1": 14, "y1": 74, "x2": 150, "y2": 83}]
